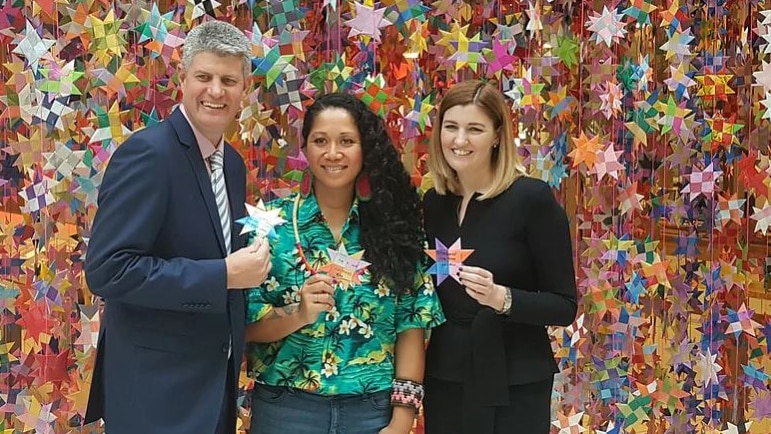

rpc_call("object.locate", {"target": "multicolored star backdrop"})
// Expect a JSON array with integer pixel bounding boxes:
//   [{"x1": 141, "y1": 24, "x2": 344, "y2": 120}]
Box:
[{"x1": 2, "y1": 0, "x2": 771, "y2": 432}]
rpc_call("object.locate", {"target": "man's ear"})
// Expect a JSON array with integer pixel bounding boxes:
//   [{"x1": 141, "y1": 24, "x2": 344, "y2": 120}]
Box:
[{"x1": 178, "y1": 64, "x2": 187, "y2": 85}]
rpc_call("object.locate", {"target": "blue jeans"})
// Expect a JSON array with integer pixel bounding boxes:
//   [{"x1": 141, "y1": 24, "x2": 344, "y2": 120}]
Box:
[{"x1": 250, "y1": 385, "x2": 391, "y2": 434}]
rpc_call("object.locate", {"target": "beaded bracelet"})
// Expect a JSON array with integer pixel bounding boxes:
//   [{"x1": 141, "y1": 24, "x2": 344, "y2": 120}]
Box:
[{"x1": 390, "y1": 378, "x2": 425, "y2": 413}]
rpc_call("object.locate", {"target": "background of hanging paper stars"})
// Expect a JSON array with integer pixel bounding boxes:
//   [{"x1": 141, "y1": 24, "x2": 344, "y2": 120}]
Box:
[{"x1": 3, "y1": 0, "x2": 771, "y2": 433}]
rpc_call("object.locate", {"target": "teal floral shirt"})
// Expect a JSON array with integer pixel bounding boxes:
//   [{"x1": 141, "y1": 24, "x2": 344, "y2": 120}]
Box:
[{"x1": 246, "y1": 193, "x2": 445, "y2": 395}]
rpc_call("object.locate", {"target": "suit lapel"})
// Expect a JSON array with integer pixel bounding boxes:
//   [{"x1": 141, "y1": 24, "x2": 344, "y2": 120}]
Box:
[{"x1": 169, "y1": 109, "x2": 227, "y2": 256}]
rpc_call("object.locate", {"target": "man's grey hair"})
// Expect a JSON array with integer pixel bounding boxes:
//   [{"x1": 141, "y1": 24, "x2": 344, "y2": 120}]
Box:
[{"x1": 182, "y1": 20, "x2": 252, "y2": 80}]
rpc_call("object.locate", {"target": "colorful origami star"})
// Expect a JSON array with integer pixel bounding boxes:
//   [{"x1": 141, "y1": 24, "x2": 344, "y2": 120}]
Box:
[
  {"x1": 550, "y1": 408, "x2": 585, "y2": 434},
  {"x1": 317, "y1": 243, "x2": 371, "y2": 290},
  {"x1": 680, "y1": 162, "x2": 722, "y2": 202},
  {"x1": 87, "y1": 9, "x2": 127, "y2": 65},
  {"x1": 236, "y1": 199, "x2": 287, "y2": 239},
  {"x1": 750, "y1": 200, "x2": 771, "y2": 235},
  {"x1": 185, "y1": 0, "x2": 222, "y2": 23},
  {"x1": 592, "y1": 144, "x2": 624, "y2": 181},
  {"x1": 715, "y1": 194, "x2": 745, "y2": 231},
  {"x1": 659, "y1": 28, "x2": 695, "y2": 60},
  {"x1": 569, "y1": 131, "x2": 604, "y2": 171},
  {"x1": 726, "y1": 303, "x2": 761, "y2": 337},
  {"x1": 425, "y1": 238, "x2": 474, "y2": 286},
  {"x1": 357, "y1": 74, "x2": 390, "y2": 117},
  {"x1": 345, "y1": 1, "x2": 391, "y2": 43},
  {"x1": 586, "y1": 6, "x2": 627, "y2": 48},
  {"x1": 623, "y1": 0, "x2": 657, "y2": 25},
  {"x1": 12, "y1": 20, "x2": 55, "y2": 72},
  {"x1": 696, "y1": 74, "x2": 735, "y2": 101},
  {"x1": 664, "y1": 63, "x2": 697, "y2": 100}
]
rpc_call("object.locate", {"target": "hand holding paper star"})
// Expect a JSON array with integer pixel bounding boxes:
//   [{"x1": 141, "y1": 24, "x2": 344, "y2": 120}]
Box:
[
  {"x1": 236, "y1": 199, "x2": 287, "y2": 239},
  {"x1": 425, "y1": 238, "x2": 474, "y2": 285},
  {"x1": 317, "y1": 243, "x2": 370, "y2": 290}
]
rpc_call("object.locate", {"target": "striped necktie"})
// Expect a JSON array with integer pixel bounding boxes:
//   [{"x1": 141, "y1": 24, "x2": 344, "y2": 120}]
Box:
[{"x1": 209, "y1": 150, "x2": 231, "y2": 254}]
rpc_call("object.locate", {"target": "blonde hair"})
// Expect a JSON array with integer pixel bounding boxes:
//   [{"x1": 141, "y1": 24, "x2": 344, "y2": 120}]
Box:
[{"x1": 428, "y1": 80, "x2": 527, "y2": 199}]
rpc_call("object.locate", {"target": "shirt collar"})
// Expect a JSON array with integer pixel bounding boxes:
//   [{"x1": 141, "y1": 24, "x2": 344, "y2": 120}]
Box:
[
  {"x1": 179, "y1": 104, "x2": 224, "y2": 161},
  {"x1": 296, "y1": 192, "x2": 361, "y2": 225}
]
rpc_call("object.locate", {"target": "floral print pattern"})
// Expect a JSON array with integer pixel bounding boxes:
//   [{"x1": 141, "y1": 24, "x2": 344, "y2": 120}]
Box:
[{"x1": 246, "y1": 193, "x2": 445, "y2": 395}]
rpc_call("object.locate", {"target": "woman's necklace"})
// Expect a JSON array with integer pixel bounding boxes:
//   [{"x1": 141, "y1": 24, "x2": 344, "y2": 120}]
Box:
[{"x1": 292, "y1": 195, "x2": 317, "y2": 276}]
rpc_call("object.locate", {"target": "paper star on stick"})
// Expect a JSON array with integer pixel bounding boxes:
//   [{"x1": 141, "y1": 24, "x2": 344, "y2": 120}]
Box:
[
  {"x1": 317, "y1": 244, "x2": 371, "y2": 290},
  {"x1": 236, "y1": 199, "x2": 287, "y2": 239},
  {"x1": 618, "y1": 182, "x2": 644, "y2": 216},
  {"x1": 425, "y1": 238, "x2": 474, "y2": 285},
  {"x1": 616, "y1": 391, "x2": 652, "y2": 427}
]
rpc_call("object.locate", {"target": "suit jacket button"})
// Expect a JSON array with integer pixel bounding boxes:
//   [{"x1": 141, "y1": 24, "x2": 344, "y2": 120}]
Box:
[{"x1": 222, "y1": 343, "x2": 229, "y2": 353}]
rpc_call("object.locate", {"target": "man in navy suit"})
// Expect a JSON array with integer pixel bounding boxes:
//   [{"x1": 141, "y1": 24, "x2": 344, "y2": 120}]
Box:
[{"x1": 84, "y1": 20, "x2": 271, "y2": 434}]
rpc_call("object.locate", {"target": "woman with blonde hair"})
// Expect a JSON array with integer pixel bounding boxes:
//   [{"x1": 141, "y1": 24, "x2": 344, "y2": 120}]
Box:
[{"x1": 421, "y1": 79, "x2": 578, "y2": 434}]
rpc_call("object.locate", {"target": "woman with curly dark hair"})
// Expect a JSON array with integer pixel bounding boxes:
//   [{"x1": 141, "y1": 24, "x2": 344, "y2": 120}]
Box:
[{"x1": 244, "y1": 93, "x2": 445, "y2": 434}]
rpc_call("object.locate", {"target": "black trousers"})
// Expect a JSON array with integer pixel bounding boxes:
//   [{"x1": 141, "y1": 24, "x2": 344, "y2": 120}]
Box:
[{"x1": 423, "y1": 376, "x2": 553, "y2": 434}]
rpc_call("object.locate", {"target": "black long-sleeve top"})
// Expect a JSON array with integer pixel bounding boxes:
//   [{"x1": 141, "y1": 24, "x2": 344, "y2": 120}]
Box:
[{"x1": 422, "y1": 176, "x2": 578, "y2": 409}]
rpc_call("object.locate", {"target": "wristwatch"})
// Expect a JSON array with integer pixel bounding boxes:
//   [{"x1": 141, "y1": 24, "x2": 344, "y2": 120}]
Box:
[{"x1": 496, "y1": 286, "x2": 512, "y2": 315}]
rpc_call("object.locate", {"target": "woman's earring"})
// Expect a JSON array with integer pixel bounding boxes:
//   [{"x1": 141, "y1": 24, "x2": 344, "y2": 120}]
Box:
[
  {"x1": 300, "y1": 169, "x2": 313, "y2": 198},
  {"x1": 355, "y1": 173, "x2": 371, "y2": 202}
]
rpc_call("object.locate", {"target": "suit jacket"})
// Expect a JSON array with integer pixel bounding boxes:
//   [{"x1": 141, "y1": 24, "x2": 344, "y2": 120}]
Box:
[{"x1": 84, "y1": 108, "x2": 248, "y2": 434}]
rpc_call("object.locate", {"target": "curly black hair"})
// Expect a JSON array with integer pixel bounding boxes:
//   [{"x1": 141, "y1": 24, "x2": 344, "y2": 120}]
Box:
[{"x1": 301, "y1": 93, "x2": 424, "y2": 294}]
